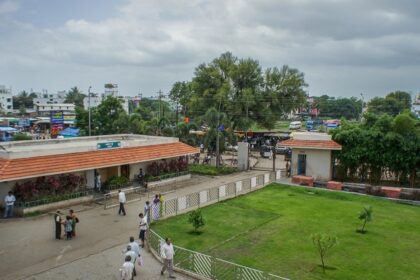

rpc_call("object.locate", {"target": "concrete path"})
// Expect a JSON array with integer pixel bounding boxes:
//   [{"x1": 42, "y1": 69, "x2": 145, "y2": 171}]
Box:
[
  {"x1": 25, "y1": 242, "x2": 193, "y2": 280},
  {"x1": 0, "y1": 170, "x2": 269, "y2": 280}
]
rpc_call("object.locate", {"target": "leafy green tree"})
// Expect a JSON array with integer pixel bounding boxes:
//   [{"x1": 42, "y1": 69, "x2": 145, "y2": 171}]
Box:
[
  {"x1": 188, "y1": 209, "x2": 205, "y2": 232},
  {"x1": 169, "y1": 81, "x2": 192, "y2": 123},
  {"x1": 65, "y1": 87, "x2": 86, "y2": 108},
  {"x1": 311, "y1": 233, "x2": 338, "y2": 273},
  {"x1": 358, "y1": 206, "x2": 373, "y2": 233},
  {"x1": 13, "y1": 91, "x2": 37, "y2": 109},
  {"x1": 314, "y1": 95, "x2": 362, "y2": 119},
  {"x1": 367, "y1": 91, "x2": 412, "y2": 117}
]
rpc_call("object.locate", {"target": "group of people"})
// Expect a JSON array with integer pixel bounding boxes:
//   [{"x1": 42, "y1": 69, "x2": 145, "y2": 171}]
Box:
[
  {"x1": 120, "y1": 236, "x2": 142, "y2": 280},
  {"x1": 54, "y1": 209, "x2": 79, "y2": 240}
]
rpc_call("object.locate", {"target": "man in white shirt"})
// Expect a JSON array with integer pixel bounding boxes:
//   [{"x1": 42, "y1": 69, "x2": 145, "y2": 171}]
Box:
[
  {"x1": 161, "y1": 238, "x2": 176, "y2": 278},
  {"x1": 118, "y1": 190, "x2": 126, "y2": 216},
  {"x1": 128, "y1": 236, "x2": 140, "y2": 258},
  {"x1": 120, "y1": 255, "x2": 134, "y2": 280},
  {"x1": 138, "y1": 213, "x2": 148, "y2": 248},
  {"x1": 4, "y1": 191, "x2": 16, "y2": 218},
  {"x1": 124, "y1": 245, "x2": 137, "y2": 277}
]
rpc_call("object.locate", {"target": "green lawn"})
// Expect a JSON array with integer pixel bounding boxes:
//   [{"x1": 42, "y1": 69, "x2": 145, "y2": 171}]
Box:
[{"x1": 151, "y1": 184, "x2": 420, "y2": 280}]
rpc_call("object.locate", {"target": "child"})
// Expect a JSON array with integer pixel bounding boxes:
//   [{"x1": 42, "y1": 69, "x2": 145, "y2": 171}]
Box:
[{"x1": 64, "y1": 216, "x2": 73, "y2": 240}]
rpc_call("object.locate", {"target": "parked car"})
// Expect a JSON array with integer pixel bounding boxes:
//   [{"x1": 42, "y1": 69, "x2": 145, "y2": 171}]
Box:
[
  {"x1": 260, "y1": 145, "x2": 273, "y2": 158},
  {"x1": 289, "y1": 121, "x2": 302, "y2": 130},
  {"x1": 225, "y1": 143, "x2": 238, "y2": 152},
  {"x1": 275, "y1": 145, "x2": 291, "y2": 155}
]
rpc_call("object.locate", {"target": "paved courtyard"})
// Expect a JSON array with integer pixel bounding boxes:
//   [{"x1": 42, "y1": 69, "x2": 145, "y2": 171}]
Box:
[{"x1": 0, "y1": 168, "x2": 277, "y2": 280}]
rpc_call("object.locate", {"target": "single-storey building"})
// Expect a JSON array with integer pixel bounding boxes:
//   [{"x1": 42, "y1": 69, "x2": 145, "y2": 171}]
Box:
[
  {"x1": 0, "y1": 134, "x2": 198, "y2": 207},
  {"x1": 280, "y1": 132, "x2": 342, "y2": 181}
]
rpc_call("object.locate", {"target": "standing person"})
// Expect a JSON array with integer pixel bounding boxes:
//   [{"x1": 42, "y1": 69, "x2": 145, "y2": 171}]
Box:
[
  {"x1": 144, "y1": 201, "x2": 151, "y2": 224},
  {"x1": 152, "y1": 194, "x2": 160, "y2": 221},
  {"x1": 64, "y1": 216, "x2": 73, "y2": 240},
  {"x1": 286, "y1": 160, "x2": 291, "y2": 177},
  {"x1": 96, "y1": 173, "x2": 102, "y2": 192},
  {"x1": 137, "y1": 168, "x2": 144, "y2": 186},
  {"x1": 118, "y1": 190, "x2": 127, "y2": 216},
  {"x1": 54, "y1": 211, "x2": 63, "y2": 240},
  {"x1": 138, "y1": 213, "x2": 148, "y2": 248},
  {"x1": 124, "y1": 245, "x2": 137, "y2": 277},
  {"x1": 120, "y1": 255, "x2": 134, "y2": 280},
  {"x1": 159, "y1": 193, "x2": 164, "y2": 218},
  {"x1": 3, "y1": 191, "x2": 16, "y2": 218},
  {"x1": 69, "y1": 209, "x2": 79, "y2": 237},
  {"x1": 161, "y1": 238, "x2": 176, "y2": 278}
]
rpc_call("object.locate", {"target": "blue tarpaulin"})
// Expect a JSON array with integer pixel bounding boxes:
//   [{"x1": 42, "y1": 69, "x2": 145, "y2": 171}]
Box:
[{"x1": 59, "y1": 127, "x2": 80, "y2": 137}]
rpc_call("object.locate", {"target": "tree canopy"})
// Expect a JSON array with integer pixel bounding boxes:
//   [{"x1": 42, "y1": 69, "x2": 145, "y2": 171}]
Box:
[
  {"x1": 65, "y1": 87, "x2": 86, "y2": 108},
  {"x1": 367, "y1": 91, "x2": 412, "y2": 117}
]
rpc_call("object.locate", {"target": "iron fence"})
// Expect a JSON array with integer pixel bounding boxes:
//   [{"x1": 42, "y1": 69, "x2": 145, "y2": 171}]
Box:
[
  {"x1": 161, "y1": 172, "x2": 277, "y2": 218},
  {"x1": 148, "y1": 229, "x2": 290, "y2": 280},
  {"x1": 16, "y1": 190, "x2": 93, "y2": 208}
]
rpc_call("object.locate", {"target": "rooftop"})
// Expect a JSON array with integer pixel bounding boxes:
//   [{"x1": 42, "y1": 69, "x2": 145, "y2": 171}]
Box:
[
  {"x1": 0, "y1": 134, "x2": 181, "y2": 159},
  {"x1": 280, "y1": 132, "x2": 341, "y2": 150}
]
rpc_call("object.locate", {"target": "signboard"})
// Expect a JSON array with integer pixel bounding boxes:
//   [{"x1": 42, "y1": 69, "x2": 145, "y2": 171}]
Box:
[
  {"x1": 97, "y1": 141, "x2": 121, "y2": 150},
  {"x1": 50, "y1": 111, "x2": 64, "y2": 124}
]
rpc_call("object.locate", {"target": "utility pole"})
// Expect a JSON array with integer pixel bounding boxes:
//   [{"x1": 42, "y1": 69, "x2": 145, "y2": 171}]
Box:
[
  {"x1": 216, "y1": 98, "x2": 223, "y2": 168},
  {"x1": 156, "y1": 89, "x2": 166, "y2": 120},
  {"x1": 88, "y1": 86, "x2": 92, "y2": 136}
]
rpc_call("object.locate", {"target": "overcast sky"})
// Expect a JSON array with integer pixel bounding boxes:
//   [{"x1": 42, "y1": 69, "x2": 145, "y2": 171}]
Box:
[{"x1": 1, "y1": 0, "x2": 419, "y2": 100}]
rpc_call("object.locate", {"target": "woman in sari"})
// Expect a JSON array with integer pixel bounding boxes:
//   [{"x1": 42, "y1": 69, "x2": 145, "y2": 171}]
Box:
[{"x1": 152, "y1": 194, "x2": 160, "y2": 221}]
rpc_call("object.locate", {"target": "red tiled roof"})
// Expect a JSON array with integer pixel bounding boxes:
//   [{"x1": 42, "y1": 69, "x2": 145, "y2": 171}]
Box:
[
  {"x1": 0, "y1": 142, "x2": 198, "y2": 182},
  {"x1": 280, "y1": 139, "x2": 342, "y2": 150}
]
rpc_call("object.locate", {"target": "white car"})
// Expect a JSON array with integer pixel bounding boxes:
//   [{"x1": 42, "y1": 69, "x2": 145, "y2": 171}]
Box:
[{"x1": 289, "y1": 121, "x2": 302, "y2": 130}]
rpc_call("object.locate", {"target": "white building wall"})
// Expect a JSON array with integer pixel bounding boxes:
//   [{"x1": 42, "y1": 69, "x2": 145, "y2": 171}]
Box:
[
  {"x1": 0, "y1": 85, "x2": 13, "y2": 113},
  {"x1": 291, "y1": 148, "x2": 332, "y2": 181}
]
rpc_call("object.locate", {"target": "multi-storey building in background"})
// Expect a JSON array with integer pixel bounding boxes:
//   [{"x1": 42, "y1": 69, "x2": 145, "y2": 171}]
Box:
[
  {"x1": 83, "y1": 83, "x2": 141, "y2": 114},
  {"x1": 33, "y1": 90, "x2": 67, "y2": 105},
  {"x1": 0, "y1": 85, "x2": 14, "y2": 113}
]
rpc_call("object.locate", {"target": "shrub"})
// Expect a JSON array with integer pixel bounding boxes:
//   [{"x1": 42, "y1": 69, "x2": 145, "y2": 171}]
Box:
[
  {"x1": 311, "y1": 233, "x2": 338, "y2": 273},
  {"x1": 188, "y1": 209, "x2": 205, "y2": 232},
  {"x1": 12, "y1": 133, "x2": 33, "y2": 141},
  {"x1": 188, "y1": 164, "x2": 237, "y2": 176},
  {"x1": 358, "y1": 206, "x2": 373, "y2": 233},
  {"x1": 105, "y1": 176, "x2": 129, "y2": 189}
]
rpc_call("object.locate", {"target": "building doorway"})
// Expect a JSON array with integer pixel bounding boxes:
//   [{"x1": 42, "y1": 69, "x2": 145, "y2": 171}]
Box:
[
  {"x1": 298, "y1": 154, "x2": 306, "y2": 175},
  {"x1": 121, "y1": 164, "x2": 130, "y2": 179}
]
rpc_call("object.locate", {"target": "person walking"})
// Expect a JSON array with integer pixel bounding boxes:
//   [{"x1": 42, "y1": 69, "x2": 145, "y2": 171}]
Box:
[
  {"x1": 120, "y1": 255, "x2": 134, "y2": 280},
  {"x1": 3, "y1": 191, "x2": 16, "y2": 218},
  {"x1": 138, "y1": 213, "x2": 148, "y2": 248},
  {"x1": 64, "y1": 216, "x2": 73, "y2": 240},
  {"x1": 54, "y1": 211, "x2": 63, "y2": 240},
  {"x1": 124, "y1": 245, "x2": 137, "y2": 277},
  {"x1": 161, "y1": 238, "x2": 176, "y2": 278},
  {"x1": 128, "y1": 236, "x2": 140, "y2": 259},
  {"x1": 118, "y1": 190, "x2": 127, "y2": 216},
  {"x1": 69, "y1": 209, "x2": 79, "y2": 237}
]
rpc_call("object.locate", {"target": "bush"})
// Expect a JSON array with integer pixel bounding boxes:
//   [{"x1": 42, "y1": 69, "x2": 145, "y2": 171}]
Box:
[
  {"x1": 12, "y1": 133, "x2": 32, "y2": 141},
  {"x1": 188, "y1": 164, "x2": 237, "y2": 176},
  {"x1": 105, "y1": 176, "x2": 129, "y2": 190},
  {"x1": 188, "y1": 209, "x2": 205, "y2": 232}
]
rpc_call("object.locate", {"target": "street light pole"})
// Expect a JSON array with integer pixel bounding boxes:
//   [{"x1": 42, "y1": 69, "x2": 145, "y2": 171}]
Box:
[
  {"x1": 88, "y1": 86, "x2": 92, "y2": 136},
  {"x1": 216, "y1": 98, "x2": 223, "y2": 168}
]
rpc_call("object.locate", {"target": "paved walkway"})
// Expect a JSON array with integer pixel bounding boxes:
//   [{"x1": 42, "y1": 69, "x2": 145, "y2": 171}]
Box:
[
  {"x1": 0, "y1": 169, "x2": 269, "y2": 280},
  {"x1": 25, "y1": 242, "x2": 194, "y2": 280}
]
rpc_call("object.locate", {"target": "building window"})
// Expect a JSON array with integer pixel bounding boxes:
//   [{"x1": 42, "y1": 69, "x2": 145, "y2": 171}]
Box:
[{"x1": 7, "y1": 105, "x2": 11, "y2": 109}]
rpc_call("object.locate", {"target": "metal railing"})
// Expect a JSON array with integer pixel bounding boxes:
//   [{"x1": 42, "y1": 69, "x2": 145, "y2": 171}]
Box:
[
  {"x1": 160, "y1": 171, "x2": 280, "y2": 218},
  {"x1": 147, "y1": 170, "x2": 289, "y2": 279},
  {"x1": 16, "y1": 190, "x2": 93, "y2": 208},
  {"x1": 148, "y1": 229, "x2": 290, "y2": 280}
]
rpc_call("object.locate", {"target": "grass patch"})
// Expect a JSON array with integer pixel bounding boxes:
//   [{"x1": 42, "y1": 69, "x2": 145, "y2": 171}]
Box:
[
  {"x1": 23, "y1": 210, "x2": 43, "y2": 217},
  {"x1": 152, "y1": 184, "x2": 420, "y2": 280},
  {"x1": 188, "y1": 164, "x2": 237, "y2": 176}
]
